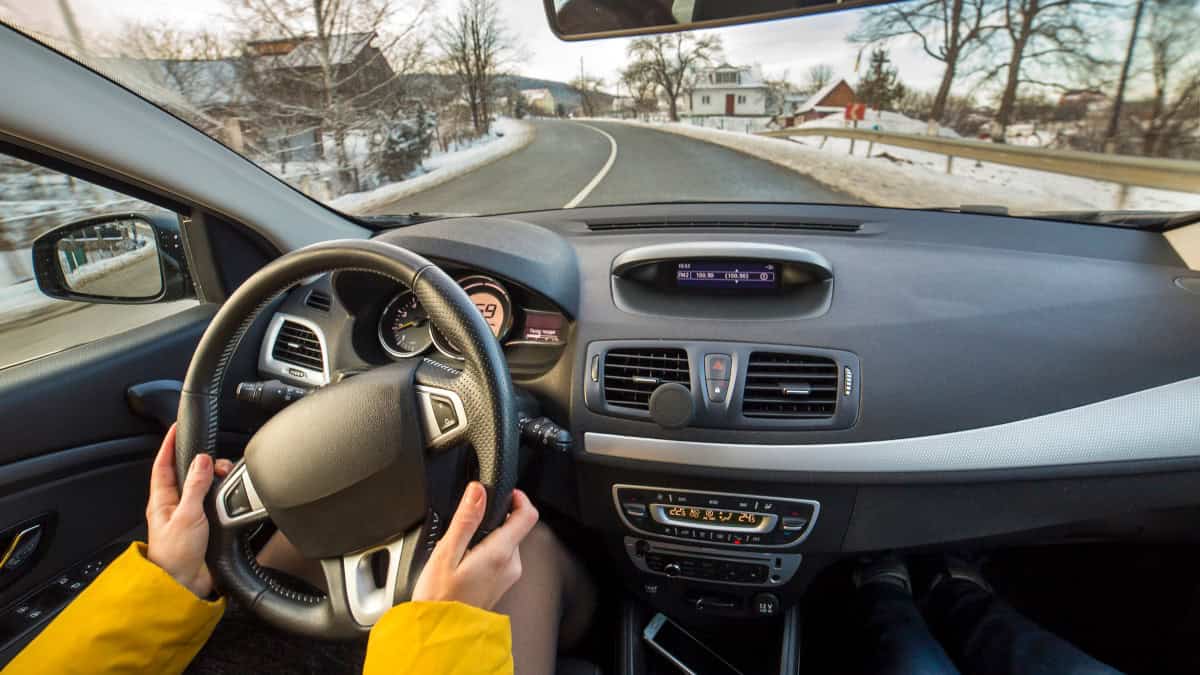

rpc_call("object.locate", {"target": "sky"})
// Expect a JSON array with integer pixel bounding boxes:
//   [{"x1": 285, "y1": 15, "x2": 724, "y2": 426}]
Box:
[{"x1": 0, "y1": 0, "x2": 953, "y2": 94}]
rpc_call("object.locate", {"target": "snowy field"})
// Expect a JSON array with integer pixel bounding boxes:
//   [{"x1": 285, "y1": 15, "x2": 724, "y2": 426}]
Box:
[{"x1": 600, "y1": 115, "x2": 1200, "y2": 214}]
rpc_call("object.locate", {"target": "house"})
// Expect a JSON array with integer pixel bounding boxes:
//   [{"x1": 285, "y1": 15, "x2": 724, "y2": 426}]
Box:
[
  {"x1": 521, "y1": 88, "x2": 558, "y2": 116},
  {"x1": 684, "y1": 63, "x2": 769, "y2": 117},
  {"x1": 118, "y1": 32, "x2": 398, "y2": 163},
  {"x1": 784, "y1": 78, "x2": 857, "y2": 124}
]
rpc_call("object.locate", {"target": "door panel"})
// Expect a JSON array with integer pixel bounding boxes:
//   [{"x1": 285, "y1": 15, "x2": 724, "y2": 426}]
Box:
[{"x1": 0, "y1": 304, "x2": 216, "y2": 663}]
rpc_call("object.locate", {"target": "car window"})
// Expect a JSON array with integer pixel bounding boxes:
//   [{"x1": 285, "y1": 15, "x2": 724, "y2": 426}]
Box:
[{"x1": 0, "y1": 153, "x2": 198, "y2": 369}]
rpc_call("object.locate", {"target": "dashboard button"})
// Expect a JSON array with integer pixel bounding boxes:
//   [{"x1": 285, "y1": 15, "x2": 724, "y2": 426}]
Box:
[
  {"x1": 704, "y1": 354, "x2": 732, "y2": 381},
  {"x1": 622, "y1": 502, "x2": 647, "y2": 518},
  {"x1": 782, "y1": 516, "x2": 809, "y2": 531},
  {"x1": 706, "y1": 379, "x2": 730, "y2": 403},
  {"x1": 224, "y1": 478, "x2": 251, "y2": 518}
]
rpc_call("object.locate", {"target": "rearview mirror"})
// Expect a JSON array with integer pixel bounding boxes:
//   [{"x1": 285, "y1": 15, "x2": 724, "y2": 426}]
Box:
[
  {"x1": 544, "y1": 0, "x2": 899, "y2": 40},
  {"x1": 31, "y1": 213, "x2": 194, "y2": 304}
]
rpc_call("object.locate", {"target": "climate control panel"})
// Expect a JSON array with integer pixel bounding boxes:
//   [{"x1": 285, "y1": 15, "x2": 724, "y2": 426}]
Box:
[{"x1": 613, "y1": 484, "x2": 819, "y2": 549}]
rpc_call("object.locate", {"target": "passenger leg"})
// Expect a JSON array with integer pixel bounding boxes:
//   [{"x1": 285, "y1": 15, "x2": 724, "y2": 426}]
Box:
[
  {"x1": 852, "y1": 556, "x2": 961, "y2": 675},
  {"x1": 923, "y1": 557, "x2": 1122, "y2": 675}
]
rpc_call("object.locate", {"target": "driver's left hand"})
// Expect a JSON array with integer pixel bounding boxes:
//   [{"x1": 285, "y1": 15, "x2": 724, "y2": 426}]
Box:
[{"x1": 146, "y1": 424, "x2": 234, "y2": 598}]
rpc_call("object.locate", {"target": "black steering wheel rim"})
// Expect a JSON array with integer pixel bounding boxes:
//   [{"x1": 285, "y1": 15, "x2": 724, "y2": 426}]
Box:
[{"x1": 174, "y1": 239, "x2": 519, "y2": 638}]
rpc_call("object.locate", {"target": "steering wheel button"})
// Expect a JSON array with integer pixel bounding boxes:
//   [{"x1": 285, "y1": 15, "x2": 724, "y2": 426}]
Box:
[
  {"x1": 430, "y1": 396, "x2": 459, "y2": 432},
  {"x1": 224, "y1": 478, "x2": 252, "y2": 518}
]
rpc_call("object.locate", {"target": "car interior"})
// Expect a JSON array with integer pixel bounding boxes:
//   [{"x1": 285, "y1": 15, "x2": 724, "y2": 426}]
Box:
[{"x1": 2, "y1": 1, "x2": 1200, "y2": 674}]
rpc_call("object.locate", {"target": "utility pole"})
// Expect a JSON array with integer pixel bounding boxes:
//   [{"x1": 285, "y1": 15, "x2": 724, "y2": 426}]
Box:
[{"x1": 1103, "y1": 0, "x2": 1147, "y2": 153}]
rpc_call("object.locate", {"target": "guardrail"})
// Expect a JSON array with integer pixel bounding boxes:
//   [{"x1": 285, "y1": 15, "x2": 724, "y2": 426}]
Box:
[{"x1": 757, "y1": 127, "x2": 1200, "y2": 197}]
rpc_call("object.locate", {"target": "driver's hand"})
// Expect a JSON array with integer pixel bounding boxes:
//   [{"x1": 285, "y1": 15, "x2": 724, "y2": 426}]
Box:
[
  {"x1": 412, "y1": 481, "x2": 538, "y2": 611},
  {"x1": 146, "y1": 424, "x2": 234, "y2": 598}
]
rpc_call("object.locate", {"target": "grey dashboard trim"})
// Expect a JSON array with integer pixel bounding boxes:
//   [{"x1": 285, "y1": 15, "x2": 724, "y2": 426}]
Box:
[{"x1": 585, "y1": 376, "x2": 1200, "y2": 472}]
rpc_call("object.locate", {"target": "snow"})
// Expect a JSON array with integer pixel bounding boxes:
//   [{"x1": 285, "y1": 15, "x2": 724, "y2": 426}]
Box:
[
  {"x1": 600, "y1": 118, "x2": 1200, "y2": 214},
  {"x1": 330, "y1": 118, "x2": 535, "y2": 215},
  {"x1": 683, "y1": 116, "x2": 774, "y2": 134},
  {"x1": 62, "y1": 243, "x2": 156, "y2": 287},
  {"x1": 797, "y1": 109, "x2": 962, "y2": 138}
]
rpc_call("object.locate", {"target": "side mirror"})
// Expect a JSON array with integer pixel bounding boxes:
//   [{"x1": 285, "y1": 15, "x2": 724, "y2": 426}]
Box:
[{"x1": 31, "y1": 212, "x2": 194, "y2": 304}]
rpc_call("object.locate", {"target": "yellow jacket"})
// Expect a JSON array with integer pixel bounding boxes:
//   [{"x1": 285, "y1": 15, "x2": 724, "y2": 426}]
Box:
[{"x1": 2, "y1": 543, "x2": 512, "y2": 674}]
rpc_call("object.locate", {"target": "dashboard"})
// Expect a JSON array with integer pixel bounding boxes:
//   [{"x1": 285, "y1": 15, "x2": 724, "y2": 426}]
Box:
[{"x1": 247, "y1": 202, "x2": 1200, "y2": 619}]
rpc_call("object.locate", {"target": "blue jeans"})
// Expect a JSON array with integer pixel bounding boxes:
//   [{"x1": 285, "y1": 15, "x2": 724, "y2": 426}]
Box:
[{"x1": 855, "y1": 580, "x2": 1123, "y2": 675}]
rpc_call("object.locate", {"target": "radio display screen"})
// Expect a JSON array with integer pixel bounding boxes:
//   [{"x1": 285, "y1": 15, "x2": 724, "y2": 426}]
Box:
[
  {"x1": 662, "y1": 505, "x2": 769, "y2": 529},
  {"x1": 675, "y1": 261, "x2": 778, "y2": 290}
]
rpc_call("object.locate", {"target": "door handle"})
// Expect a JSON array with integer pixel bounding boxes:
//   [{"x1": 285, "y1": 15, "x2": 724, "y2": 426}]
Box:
[{"x1": 0, "y1": 517, "x2": 50, "y2": 590}]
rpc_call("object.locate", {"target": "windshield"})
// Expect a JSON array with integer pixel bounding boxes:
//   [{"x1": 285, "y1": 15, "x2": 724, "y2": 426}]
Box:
[{"x1": 2, "y1": 0, "x2": 1199, "y2": 223}]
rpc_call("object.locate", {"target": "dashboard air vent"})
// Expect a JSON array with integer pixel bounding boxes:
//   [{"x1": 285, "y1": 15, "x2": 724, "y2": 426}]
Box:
[
  {"x1": 603, "y1": 348, "x2": 689, "y2": 411},
  {"x1": 305, "y1": 290, "x2": 332, "y2": 312},
  {"x1": 742, "y1": 352, "x2": 838, "y2": 419},
  {"x1": 272, "y1": 320, "x2": 325, "y2": 372}
]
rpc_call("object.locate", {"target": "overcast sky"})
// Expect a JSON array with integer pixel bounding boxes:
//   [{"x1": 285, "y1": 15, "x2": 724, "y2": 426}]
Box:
[{"x1": 0, "y1": 0, "x2": 958, "y2": 93}]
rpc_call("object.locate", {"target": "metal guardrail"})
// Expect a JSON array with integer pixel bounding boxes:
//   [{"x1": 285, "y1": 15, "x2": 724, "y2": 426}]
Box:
[{"x1": 757, "y1": 127, "x2": 1200, "y2": 195}]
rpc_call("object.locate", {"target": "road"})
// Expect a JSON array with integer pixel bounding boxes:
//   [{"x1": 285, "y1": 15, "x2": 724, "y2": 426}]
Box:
[
  {"x1": 368, "y1": 119, "x2": 854, "y2": 215},
  {"x1": 73, "y1": 250, "x2": 162, "y2": 297}
]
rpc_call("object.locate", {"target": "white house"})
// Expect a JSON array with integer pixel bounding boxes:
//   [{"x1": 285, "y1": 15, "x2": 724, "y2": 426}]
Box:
[{"x1": 684, "y1": 63, "x2": 769, "y2": 117}]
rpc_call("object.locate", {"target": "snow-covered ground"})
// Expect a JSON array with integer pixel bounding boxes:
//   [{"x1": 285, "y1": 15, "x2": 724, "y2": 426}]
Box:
[
  {"x1": 797, "y1": 109, "x2": 962, "y2": 138},
  {"x1": 683, "y1": 115, "x2": 775, "y2": 134},
  {"x1": 63, "y1": 243, "x2": 156, "y2": 287},
  {"x1": 601, "y1": 117, "x2": 1200, "y2": 213},
  {"x1": 0, "y1": 280, "x2": 80, "y2": 330},
  {"x1": 330, "y1": 118, "x2": 535, "y2": 214}
]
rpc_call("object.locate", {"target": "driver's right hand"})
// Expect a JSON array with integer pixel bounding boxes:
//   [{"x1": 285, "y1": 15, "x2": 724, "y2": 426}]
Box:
[{"x1": 412, "y1": 481, "x2": 538, "y2": 611}]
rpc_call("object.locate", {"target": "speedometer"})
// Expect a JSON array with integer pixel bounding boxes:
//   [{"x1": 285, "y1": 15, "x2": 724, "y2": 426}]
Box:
[
  {"x1": 378, "y1": 290, "x2": 433, "y2": 358},
  {"x1": 431, "y1": 276, "x2": 513, "y2": 359}
]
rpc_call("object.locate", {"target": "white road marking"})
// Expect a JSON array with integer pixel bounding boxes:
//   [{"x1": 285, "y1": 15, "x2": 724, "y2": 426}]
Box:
[{"x1": 563, "y1": 123, "x2": 618, "y2": 209}]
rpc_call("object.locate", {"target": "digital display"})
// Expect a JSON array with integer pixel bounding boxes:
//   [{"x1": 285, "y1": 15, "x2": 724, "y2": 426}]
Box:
[
  {"x1": 662, "y1": 505, "x2": 768, "y2": 529},
  {"x1": 521, "y1": 311, "x2": 565, "y2": 344},
  {"x1": 468, "y1": 289, "x2": 506, "y2": 337},
  {"x1": 676, "y1": 261, "x2": 778, "y2": 289}
]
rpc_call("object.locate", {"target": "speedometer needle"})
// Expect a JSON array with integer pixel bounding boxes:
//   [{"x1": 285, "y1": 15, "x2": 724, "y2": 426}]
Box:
[{"x1": 395, "y1": 321, "x2": 418, "y2": 331}]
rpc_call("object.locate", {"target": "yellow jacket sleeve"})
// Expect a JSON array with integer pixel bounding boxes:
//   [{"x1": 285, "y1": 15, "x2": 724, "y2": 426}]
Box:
[
  {"x1": 364, "y1": 601, "x2": 513, "y2": 675},
  {"x1": 1, "y1": 542, "x2": 225, "y2": 675}
]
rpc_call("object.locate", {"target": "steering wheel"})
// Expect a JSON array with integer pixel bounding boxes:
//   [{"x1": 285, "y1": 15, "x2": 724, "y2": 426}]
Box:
[{"x1": 173, "y1": 239, "x2": 519, "y2": 639}]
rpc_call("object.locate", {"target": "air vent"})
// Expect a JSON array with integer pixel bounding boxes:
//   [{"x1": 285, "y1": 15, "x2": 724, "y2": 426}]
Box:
[
  {"x1": 587, "y1": 218, "x2": 860, "y2": 233},
  {"x1": 272, "y1": 320, "x2": 325, "y2": 372},
  {"x1": 742, "y1": 352, "x2": 839, "y2": 419},
  {"x1": 603, "y1": 348, "x2": 690, "y2": 411},
  {"x1": 305, "y1": 290, "x2": 332, "y2": 312}
]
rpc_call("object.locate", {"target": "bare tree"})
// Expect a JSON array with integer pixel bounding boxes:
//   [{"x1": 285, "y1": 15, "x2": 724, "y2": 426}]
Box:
[
  {"x1": 570, "y1": 73, "x2": 606, "y2": 117},
  {"x1": 981, "y1": 0, "x2": 1106, "y2": 142},
  {"x1": 805, "y1": 64, "x2": 834, "y2": 94},
  {"x1": 1102, "y1": 0, "x2": 1147, "y2": 151},
  {"x1": 625, "y1": 33, "x2": 723, "y2": 121},
  {"x1": 1137, "y1": 0, "x2": 1200, "y2": 156},
  {"x1": 851, "y1": 0, "x2": 996, "y2": 129},
  {"x1": 620, "y1": 62, "x2": 660, "y2": 115},
  {"x1": 230, "y1": 0, "x2": 430, "y2": 193},
  {"x1": 436, "y1": 0, "x2": 512, "y2": 135}
]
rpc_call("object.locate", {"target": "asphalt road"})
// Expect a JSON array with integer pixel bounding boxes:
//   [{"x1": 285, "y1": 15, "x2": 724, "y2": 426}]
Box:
[
  {"x1": 370, "y1": 119, "x2": 853, "y2": 216},
  {"x1": 73, "y1": 251, "x2": 163, "y2": 297}
]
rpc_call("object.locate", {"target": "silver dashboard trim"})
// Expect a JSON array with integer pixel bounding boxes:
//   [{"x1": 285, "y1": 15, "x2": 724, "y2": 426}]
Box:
[
  {"x1": 587, "y1": 376, "x2": 1200, "y2": 472},
  {"x1": 259, "y1": 312, "x2": 331, "y2": 386}
]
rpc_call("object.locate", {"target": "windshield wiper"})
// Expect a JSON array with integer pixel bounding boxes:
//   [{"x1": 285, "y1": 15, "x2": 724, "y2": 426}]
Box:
[
  {"x1": 930, "y1": 205, "x2": 1200, "y2": 231},
  {"x1": 1028, "y1": 209, "x2": 1200, "y2": 231},
  {"x1": 355, "y1": 213, "x2": 455, "y2": 229}
]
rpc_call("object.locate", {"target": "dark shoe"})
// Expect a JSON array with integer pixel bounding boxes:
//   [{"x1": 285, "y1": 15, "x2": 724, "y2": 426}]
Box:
[
  {"x1": 928, "y1": 553, "x2": 993, "y2": 595},
  {"x1": 853, "y1": 553, "x2": 912, "y2": 594}
]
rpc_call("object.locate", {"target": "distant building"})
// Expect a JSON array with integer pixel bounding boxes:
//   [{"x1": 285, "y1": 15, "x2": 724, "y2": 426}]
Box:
[
  {"x1": 783, "y1": 78, "x2": 857, "y2": 124},
  {"x1": 521, "y1": 88, "x2": 558, "y2": 116},
  {"x1": 1058, "y1": 89, "x2": 1108, "y2": 113},
  {"x1": 684, "y1": 63, "x2": 769, "y2": 117}
]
